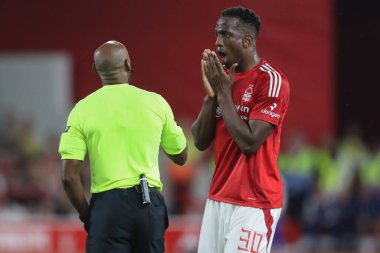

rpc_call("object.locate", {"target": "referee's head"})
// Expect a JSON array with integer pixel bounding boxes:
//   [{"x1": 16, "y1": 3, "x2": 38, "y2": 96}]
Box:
[{"x1": 93, "y1": 40, "x2": 133, "y2": 85}]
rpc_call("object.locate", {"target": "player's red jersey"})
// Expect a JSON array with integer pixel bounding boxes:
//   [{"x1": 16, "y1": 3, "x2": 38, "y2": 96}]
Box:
[{"x1": 208, "y1": 59, "x2": 290, "y2": 209}]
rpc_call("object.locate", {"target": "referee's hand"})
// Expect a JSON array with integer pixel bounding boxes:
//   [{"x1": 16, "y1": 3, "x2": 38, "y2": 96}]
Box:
[{"x1": 79, "y1": 213, "x2": 90, "y2": 232}]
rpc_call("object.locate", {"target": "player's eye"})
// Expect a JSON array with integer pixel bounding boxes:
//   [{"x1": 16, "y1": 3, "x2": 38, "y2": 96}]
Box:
[
  {"x1": 222, "y1": 32, "x2": 230, "y2": 38},
  {"x1": 216, "y1": 31, "x2": 230, "y2": 39}
]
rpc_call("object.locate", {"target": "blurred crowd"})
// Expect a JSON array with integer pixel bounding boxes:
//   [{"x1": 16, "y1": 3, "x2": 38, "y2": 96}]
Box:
[
  {"x1": 276, "y1": 129, "x2": 380, "y2": 252},
  {"x1": 0, "y1": 111, "x2": 73, "y2": 217},
  {"x1": 0, "y1": 111, "x2": 380, "y2": 252}
]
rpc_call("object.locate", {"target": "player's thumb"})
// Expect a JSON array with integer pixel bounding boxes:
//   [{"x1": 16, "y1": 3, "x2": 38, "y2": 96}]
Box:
[{"x1": 229, "y1": 63, "x2": 238, "y2": 80}]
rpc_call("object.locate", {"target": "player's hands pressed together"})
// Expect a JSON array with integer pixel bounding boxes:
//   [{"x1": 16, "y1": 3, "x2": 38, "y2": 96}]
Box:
[
  {"x1": 201, "y1": 51, "x2": 215, "y2": 98},
  {"x1": 200, "y1": 49, "x2": 273, "y2": 156},
  {"x1": 201, "y1": 49, "x2": 238, "y2": 98}
]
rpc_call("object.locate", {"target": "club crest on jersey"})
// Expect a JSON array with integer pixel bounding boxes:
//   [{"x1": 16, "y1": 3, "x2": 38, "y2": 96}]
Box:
[
  {"x1": 242, "y1": 84, "x2": 253, "y2": 102},
  {"x1": 215, "y1": 105, "x2": 222, "y2": 117}
]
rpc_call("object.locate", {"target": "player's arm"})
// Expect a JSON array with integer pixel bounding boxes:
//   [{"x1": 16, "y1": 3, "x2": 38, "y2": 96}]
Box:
[
  {"x1": 191, "y1": 52, "x2": 218, "y2": 151},
  {"x1": 61, "y1": 159, "x2": 89, "y2": 217},
  {"x1": 191, "y1": 96, "x2": 217, "y2": 150},
  {"x1": 218, "y1": 91, "x2": 274, "y2": 155},
  {"x1": 203, "y1": 51, "x2": 274, "y2": 155}
]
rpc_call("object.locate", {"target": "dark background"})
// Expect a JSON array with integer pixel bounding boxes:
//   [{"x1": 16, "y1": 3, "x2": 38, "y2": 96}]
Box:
[{"x1": 337, "y1": 0, "x2": 380, "y2": 144}]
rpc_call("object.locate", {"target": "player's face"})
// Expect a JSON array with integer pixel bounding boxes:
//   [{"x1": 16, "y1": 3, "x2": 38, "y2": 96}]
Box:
[{"x1": 215, "y1": 16, "x2": 245, "y2": 69}]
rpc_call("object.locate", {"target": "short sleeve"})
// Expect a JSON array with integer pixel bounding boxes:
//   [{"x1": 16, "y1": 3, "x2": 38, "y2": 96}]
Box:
[
  {"x1": 249, "y1": 70, "x2": 290, "y2": 126},
  {"x1": 58, "y1": 105, "x2": 87, "y2": 160},
  {"x1": 159, "y1": 96, "x2": 187, "y2": 155}
]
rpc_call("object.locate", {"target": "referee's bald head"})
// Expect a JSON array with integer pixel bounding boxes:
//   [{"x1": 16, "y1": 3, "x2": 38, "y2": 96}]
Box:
[{"x1": 93, "y1": 40, "x2": 132, "y2": 82}]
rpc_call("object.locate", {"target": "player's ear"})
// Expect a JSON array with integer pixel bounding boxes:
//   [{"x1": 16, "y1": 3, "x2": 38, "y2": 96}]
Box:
[{"x1": 243, "y1": 34, "x2": 253, "y2": 48}]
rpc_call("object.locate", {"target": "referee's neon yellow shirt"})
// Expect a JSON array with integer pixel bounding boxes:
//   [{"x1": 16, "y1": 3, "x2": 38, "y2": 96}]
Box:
[{"x1": 59, "y1": 84, "x2": 187, "y2": 193}]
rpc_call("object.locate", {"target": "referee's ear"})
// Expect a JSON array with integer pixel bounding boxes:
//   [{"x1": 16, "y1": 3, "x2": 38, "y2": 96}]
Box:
[
  {"x1": 92, "y1": 63, "x2": 98, "y2": 74},
  {"x1": 124, "y1": 60, "x2": 132, "y2": 73},
  {"x1": 124, "y1": 60, "x2": 133, "y2": 80}
]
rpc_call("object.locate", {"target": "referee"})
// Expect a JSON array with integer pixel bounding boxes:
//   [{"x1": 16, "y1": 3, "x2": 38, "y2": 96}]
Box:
[{"x1": 58, "y1": 40, "x2": 188, "y2": 253}]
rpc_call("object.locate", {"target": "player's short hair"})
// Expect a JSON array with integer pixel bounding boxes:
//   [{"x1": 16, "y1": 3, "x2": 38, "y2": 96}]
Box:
[{"x1": 221, "y1": 6, "x2": 261, "y2": 37}]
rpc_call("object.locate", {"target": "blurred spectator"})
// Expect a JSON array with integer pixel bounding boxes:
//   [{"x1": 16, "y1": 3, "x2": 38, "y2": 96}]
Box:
[{"x1": 278, "y1": 132, "x2": 315, "y2": 245}]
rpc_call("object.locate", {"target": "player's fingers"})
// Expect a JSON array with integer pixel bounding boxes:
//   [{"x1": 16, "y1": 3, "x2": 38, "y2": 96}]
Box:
[
  {"x1": 206, "y1": 51, "x2": 218, "y2": 74},
  {"x1": 201, "y1": 60, "x2": 215, "y2": 97},
  {"x1": 203, "y1": 53, "x2": 213, "y2": 78},
  {"x1": 203, "y1": 49, "x2": 212, "y2": 60},
  {"x1": 211, "y1": 51, "x2": 225, "y2": 74},
  {"x1": 203, "y1": 49, "x2": 209, "y2": 61},
  {"x1": 201, "y1": 59, "x2": 206, "y2": 77},
  {"x1": 229, "y1": 63, "x2": 238, "y2": 80}
]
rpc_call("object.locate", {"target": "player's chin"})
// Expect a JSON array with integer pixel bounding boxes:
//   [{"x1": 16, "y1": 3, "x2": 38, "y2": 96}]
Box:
[
  {"x1": 221, "y1": 57, "x2": 233, "y2": 69},
  {"x1": 219, "y1": 55, "x2": 232, "y2": 70},
  {"x1": 223, "y1": 62, "x2": 232, "y2": 70},
  {"x1": 218, "y1": 54, "x2": 227, "y2": 65}
]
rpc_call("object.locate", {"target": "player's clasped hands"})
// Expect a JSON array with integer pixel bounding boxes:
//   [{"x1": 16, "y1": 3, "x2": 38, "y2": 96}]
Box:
[{"x1": 201, "y1": 49, "x2": 238, "y2": 97}]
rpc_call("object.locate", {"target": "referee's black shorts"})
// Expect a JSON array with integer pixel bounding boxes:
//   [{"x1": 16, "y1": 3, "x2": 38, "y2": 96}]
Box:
[{"x1": 86, "y1": 187, "x2": 169, "y2": 253}]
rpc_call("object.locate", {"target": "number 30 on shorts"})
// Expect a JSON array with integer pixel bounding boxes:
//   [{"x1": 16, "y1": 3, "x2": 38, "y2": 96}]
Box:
[{"x1": 237, "y1": 228, "x2": 264, "y2": 252}]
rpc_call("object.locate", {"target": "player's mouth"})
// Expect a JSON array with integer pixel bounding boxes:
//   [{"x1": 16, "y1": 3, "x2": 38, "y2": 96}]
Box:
[{"x1": 217, "y1": 51, "x2": 227, "y2": 63}]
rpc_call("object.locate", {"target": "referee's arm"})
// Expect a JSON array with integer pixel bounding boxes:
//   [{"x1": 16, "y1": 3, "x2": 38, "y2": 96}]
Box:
[
  {"x1": 159, "y1": 95, "x2": 188, "y2": 166},
  {"x1": 61, "y1": 159, "x2": 89, "y2": 217},
  {"x1": 164, "y1": 145, "x2": 188, "y2": 165}
]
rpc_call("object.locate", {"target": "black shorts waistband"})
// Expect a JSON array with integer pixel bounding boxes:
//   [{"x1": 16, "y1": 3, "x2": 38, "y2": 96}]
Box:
[{"x1": 93, "y1": 186, "x2": 159, "y2": 196}]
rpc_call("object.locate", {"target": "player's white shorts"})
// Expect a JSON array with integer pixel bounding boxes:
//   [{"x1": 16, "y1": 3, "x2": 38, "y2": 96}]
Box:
[{"x1": 197, "y1": 199, "x2": 282, "y2": 253}]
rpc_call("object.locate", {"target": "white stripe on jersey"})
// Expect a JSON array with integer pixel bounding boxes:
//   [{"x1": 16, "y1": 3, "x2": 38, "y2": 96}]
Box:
[
  {"x1": 267, "y1": 69, "x2": 274, "y2": 97},
  {"x1": 259, "y1": 63, "x2": 282, "y2": 97},
  {"x1": 262, "y1": 64, "x2": 280, "y2": 97},
  {"x1": 264, "y1": 63, "x2": 282, "y2": 97},
  {"x1": 259, "y1": 66, "x2": 273, "y2": 97}
]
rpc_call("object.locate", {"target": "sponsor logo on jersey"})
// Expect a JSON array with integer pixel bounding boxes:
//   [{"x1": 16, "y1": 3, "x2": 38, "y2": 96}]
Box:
[
  {"x1": 215, "y1": 104, "x2": 251, "y2": 120},
  {"x1": 242, "y1": 84, "x2": 254, "y2": 102},
  {"x1": 270, "y1": 103, "x2": 277, "y2": 111},
  {"x1": 261, "y1": 103, "x2": 280, "y2": 118},
  {"x1": 235, "y1": 104, "x2": 249, "y2": 113}
]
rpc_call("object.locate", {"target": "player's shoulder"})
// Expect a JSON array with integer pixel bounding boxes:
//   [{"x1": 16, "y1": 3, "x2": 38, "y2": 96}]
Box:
[
  {"x1": 257, "y1": 60, "x2": 290, "y2": 97},
  {"x1": 258, "y1": 60, "x2": 287, "y2": 79}
]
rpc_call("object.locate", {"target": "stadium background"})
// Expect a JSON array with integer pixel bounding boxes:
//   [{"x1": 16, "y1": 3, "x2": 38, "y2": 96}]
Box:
[{"x1": 0, "y1": 0, "x2": 379, "y2": 252}]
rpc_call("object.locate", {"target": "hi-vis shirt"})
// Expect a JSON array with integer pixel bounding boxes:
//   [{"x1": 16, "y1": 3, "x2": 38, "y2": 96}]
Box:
[
  {"x1": 59, "y1": 84, "x2": 187, "y2": 193},
  {"x1": 209, "y1": 60, "x2": 290, "y2": 209}
]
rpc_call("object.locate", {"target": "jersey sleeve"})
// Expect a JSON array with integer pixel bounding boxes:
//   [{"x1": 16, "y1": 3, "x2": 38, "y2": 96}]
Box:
[
  {"x1": 249, "y1": 70, "x2": 289, "y2": 126},
  {"x1": 58, "y1": 105, "x2": 87, "y2": 160},
  {"x1": 158, "y1": 95, "x2": 187, "y2": 155}
]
